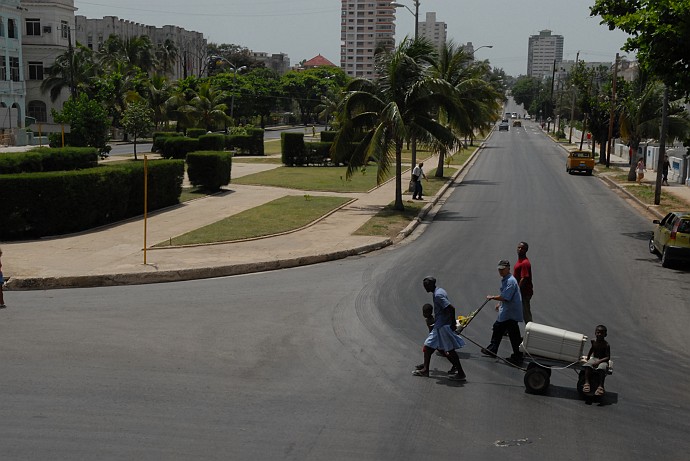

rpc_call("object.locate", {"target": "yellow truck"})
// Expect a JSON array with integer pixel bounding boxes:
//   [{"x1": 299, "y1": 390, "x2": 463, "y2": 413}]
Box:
[{"x1": 566, "y1": 150, "x2": 594, "y2": 175}]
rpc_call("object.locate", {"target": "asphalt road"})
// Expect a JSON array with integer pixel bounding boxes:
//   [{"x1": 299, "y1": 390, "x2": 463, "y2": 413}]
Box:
[{"x1": 2, "y1": 121, "x2": 689, "y2": 460}]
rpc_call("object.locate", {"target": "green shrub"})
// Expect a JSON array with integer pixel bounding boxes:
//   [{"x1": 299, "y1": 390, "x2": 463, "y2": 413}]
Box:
[
  {"x1": 0, "y1": 160, "x2": 184, "y2": 239},
  {"x1": 152, "y1": 131, "x2": 178, "y2": 152},
  {"x1": 187, "y1": 128, "x2": 208, "y2": 138},
  {"x1": 0, "y1": 147, "x2": 98, "y2": 174},
  {"x1": 305, "y1": 142, "x2": 332, "y2": 165},
  {"x1": 160, "y1": 137, "x2": 199, "y2": 159},
  {"x1": 245, "y1": 127, "x2": 265, "y2": 155},
  {"x1": 48, "y1": 132, "x2": 72, "y2": 148},
  {"x1": 320, "y1": 131, "x2": 337, "y2": 143},
  {"x1": 198, "y1": 133, "x2": 226, "y2": 151},
  {"x1": 186, "y1": 151, "x2": 232, "y2": 191},
  {"x1": 281, "y1": 132, "x2": 306, "y2": 166},
  {"x1": 225, "y1": 134, "x2": 252, "y2": 154}
]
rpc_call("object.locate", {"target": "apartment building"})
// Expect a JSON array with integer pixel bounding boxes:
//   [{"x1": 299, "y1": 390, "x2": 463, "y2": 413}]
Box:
[
  {"x1": 1, "y1": 0, "x2": 27, "y2": 139},
  {"x1": 75, "y1": 15, "x2": 207, "y2": 80},
  {"x1": 527, "y1": 30, "x2": 564, "y2": 79},
  {"x1": 251, "y1": 51, "x2": 290, "y2": 75},
  {"x1": 418, "y1": 12, "x2": 446, "y2": 50},
  {"x1": 340, "y1": 0, "x2": 396, "y2": 78}
]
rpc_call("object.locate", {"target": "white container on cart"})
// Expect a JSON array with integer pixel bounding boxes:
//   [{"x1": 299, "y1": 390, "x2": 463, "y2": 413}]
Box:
[{"x1": 520, "y1": 323, "x2": 588, "y2": 362}]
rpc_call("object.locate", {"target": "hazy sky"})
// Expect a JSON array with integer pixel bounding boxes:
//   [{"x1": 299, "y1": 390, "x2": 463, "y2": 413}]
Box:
[{"x1": 73, "y1": 0, "x2": 631, "y2": 77}]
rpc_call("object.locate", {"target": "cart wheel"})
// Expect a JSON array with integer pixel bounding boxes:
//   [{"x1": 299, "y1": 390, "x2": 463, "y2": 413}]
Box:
[{"x1": 524, "y1": 367, "x2": 550, "y2": 394}]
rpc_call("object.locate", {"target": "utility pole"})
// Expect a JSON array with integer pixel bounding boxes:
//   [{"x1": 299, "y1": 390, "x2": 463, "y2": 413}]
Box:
[
  {"x1": 568, "y1": 51, "x2": 579, "y2": 143},
  {"x1": 606, "y1": 53, "x2": 619, "y2": 168},
  {"x1": 548, "y1": 59, "x2": 556, "y2": 133},
  {"x1": 655, "y1": 86, "x2": 669, "y2": 205}
]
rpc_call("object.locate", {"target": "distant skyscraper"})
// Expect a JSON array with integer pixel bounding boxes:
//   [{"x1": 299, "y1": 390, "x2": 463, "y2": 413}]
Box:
[
  {"x1": 340, "y1": 0, "x2": 396, "y2": 78},
  {"x1": 527, "y1": 30, "x2": 564, "y2": 79},
  {"x1": 418, "y1": 12, "x2": 446, "y2": 50}
]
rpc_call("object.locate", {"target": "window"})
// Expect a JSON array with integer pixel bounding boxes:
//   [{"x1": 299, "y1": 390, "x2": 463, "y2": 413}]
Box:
[
  {"x1": 0, "y1": 56, "x2": 5, "y2": 80},
  {"x1": 8, "y1": 18, "x2": 17, "y2": 39},
  {"x1": 28, "y1": 62, "x2": 44, "y2": 80},
  {"x1": 28, "y1": 101, "x2": 48, "y2": 123},
  {"x1": 61, "y1": 20, "x2": 69, "y2": 39},
  {"x1": 0, "y1": 17, "x2": 4, "y2": 37},
  {"x1": 26, "y1": 18, "x2": 41, "y2": 36},
  {"x1": 9, "y1": 57, "x2": 19, "y2": 81}
]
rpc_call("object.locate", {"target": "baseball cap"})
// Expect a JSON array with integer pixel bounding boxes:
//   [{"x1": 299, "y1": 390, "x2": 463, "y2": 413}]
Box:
[{"x1": 497, "y1": 259, "x2": 510, "y2": 269}]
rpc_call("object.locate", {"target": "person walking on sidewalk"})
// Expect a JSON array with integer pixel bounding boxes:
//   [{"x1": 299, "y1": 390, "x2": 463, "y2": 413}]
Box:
[
  {"x1": 0, "y1": 247, "x2": 6, "y2": 308},
  {"x1": 412, "y1": 162, "x2": 427, "y2": 200},
  {"x1": 413, "y1": 276, "x2": 467, "y2": 381},
  {"x1": 514, "y1": 242, "x2": 533, "y2": 324},
  {"x1": 481, "y1": 260, "x2": 524, "y2": 365},
  {"x1": 662, "y1": 155, "x2": 670, "y2": 186},
  {"x1": 636, "y1": 158, "x2": 646, "y2": 184}
]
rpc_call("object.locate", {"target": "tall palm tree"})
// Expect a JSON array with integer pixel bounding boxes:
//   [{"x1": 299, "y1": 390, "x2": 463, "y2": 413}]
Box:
[
  {"x1": 333, "y1": 38, "x2": 461, "y2": 211},
  {"x1": 178, "y1": 82, "x2": 229, "y2": 131},
  {"x1": 430, "y1": 41, "x2": 501, "y2": 176},
  {"x1": 41, "y1": 45, "x2": 97, "y2": 101},
  {"x1": 155, "y1": 39, "x2": 179, "y2": 76},
  {"x1": 145, "y1": 74, "x2": 173, "y2": 130}
]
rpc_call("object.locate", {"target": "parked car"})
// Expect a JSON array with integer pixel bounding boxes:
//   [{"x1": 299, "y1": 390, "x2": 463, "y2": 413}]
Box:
[
  {"x1": 649, "y1": 211, "x2": 690, "y2": 267},
  {"x1": 498, "y1": 120, "x2": 509, "y2": 131},
  {"x1": 524, "y1": 114, "x2": 531, "y2": 120},
  {"x1": 513, "y1": 120, "x2": 522, "y2": 127},
  {"x1": 566, "y1": 150, "x2": 594, "y2": 175}
]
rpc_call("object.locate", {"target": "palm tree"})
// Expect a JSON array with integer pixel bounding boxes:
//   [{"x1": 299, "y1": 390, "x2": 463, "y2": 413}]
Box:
[
  {"x1": 333, "y1": 38, "x2": 460, "y2": 211},
  {"x1": 145, "y1": 74, "x2": 173, "y2": 130},
  {"x1": 41, "y1": 45, "x2": 97, "y2": 101},
  {"x1": 430, "y1": 41, "x2": 501, "y2": 176},
  {"x1": 155, "y1": 39, "x2": 179, "y2": 76},
  {"x1": 178, "y1": 82, "x2": 229, "y2": 131}
]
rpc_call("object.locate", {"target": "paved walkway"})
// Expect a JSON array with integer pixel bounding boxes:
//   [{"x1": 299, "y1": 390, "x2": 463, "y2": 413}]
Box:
[{"x1": 2, "y1": 128, "x2": 689, "y2": 290}]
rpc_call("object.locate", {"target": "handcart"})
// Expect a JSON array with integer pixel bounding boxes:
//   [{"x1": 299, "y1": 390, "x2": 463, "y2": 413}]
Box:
[{"x1": 520, "y1": 323, "x2": 613, "y2": 397}]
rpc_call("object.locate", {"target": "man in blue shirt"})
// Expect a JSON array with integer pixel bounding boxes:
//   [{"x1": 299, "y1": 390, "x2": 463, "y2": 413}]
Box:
[{"x1": 481, "y1": 260, "x2": 525, "y2": 365}]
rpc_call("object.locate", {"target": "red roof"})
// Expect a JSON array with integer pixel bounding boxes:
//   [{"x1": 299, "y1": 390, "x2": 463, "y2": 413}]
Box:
[{"x1": 302, "y1": 54, "x2": 337, "y2": 68}]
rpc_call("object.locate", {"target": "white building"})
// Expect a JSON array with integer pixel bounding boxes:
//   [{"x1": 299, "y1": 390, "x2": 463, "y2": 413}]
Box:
[
  {"x1": 527, "y1": 30, "x2": 564, "y2": 79},
  {"x1": 251, "y1": 51, "x2": 290, "y2": 75},
  {"x1": 418, "y1": 12, "x2": 446, "y2": 50},
  {"x1": 1, "y1": 0, "x2": 27, "y2": 142},
  {"x1": 340, "y1": 0, "x2": 396, "y2": 78}
]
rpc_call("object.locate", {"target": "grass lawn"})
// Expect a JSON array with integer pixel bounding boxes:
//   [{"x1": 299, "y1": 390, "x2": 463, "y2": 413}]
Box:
[
  {"x1": 354, "y1": 201, "x2": 424, "y2": 237},
  {"x1": 232, "y1": 165, "x2": 392, "y2": 192},
  {"x1": 179, "y1": 187, "x2": 211, "y2": 203},
  {"x1": 602, "y1": 171, "x2": 689, "y2": 215},
  {"x1": 155, "y1": 195, "x2": 351, "y2": 246}
]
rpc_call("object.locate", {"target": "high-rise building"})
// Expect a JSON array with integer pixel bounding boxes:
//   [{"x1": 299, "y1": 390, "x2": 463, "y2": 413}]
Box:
[
  {"x1": 527, "y1": 30, "x2": 563, "y2": 79},
  {"x1": 1, "y1": 0, "x2": 27, "y2": 138},
  {"x1": 340, "y1": 0, "x2": 396, "y2": 78},
  {"x1": 418, "y1": 12, "x2": 446, "y2": 50}
]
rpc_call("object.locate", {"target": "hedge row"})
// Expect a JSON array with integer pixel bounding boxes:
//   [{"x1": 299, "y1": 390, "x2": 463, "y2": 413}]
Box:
[
  {"x1": 186, "y1": 151, "x2": 232, "y2": 192},
  {"x1": 0, "y1": 160, "x2": 184, "y2": 240},
  {"x1": 0, "y1": 147, "x2": 98, "y2": 174},
  {"x1": 281, "y1": 132, "x2": 353, "y2": 166}
]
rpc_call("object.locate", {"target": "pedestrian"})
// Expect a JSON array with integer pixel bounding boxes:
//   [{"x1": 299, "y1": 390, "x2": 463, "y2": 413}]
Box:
[
  {"x1": 415, "y1": 303, "x2": 458, "y2": 373},
  {"x1": 481, "y1": 260, "x2": 524, "y2": 365},
  {"x1": 412, "y1": 276, "x2": 467, "y2": 381},
  {"x1": 662, "y1": 155, "x2": 670, "y2": 186},
  {"x1": 636, "y1": 158, "x2": 646, "y2": 184},
  {"x1": 411, "y1": 162, "x2": 427, "y2": 200},
  {"x1": 0, "y1": 247, "x2": 5, "y2": 308},
  {"x1": 514, "y1": 242, "x2": 533, "y2": 324}
]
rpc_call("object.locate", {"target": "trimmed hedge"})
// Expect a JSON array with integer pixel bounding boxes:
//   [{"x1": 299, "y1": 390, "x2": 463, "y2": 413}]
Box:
[
  {"x1": 160, "y1": 137, "x2": 200, "y2": 159},
  {"x1": 186, "y1": 151, "x2": 232, "y2": 191},
  {"x1": 152, "y1": 131, "x2": 179, "y2": 153},
  {"x1": 281, "y1": 132, "x2": 306, "y2": 166},
  {"x1": 320, "y1": 131, "x2": 337, "y2": 142},
  {"x1": 0, "y1": 147, "x2": 98, "y2": 174},
  {"x1": 197, "y1": 133, "x2": 226, "y2": 151},
  {"x1": 246, "y1": 127, "x2": 265, "y2": 156},
  {"x1": 187, "y1": 128, "x2": 208, "y2": 138},
  {"x1": 305, "y1": 142, "x2": 332, "y2": 166},
  {"x1": 0, "y1": 160, "x2": 184, "y2": 239}
]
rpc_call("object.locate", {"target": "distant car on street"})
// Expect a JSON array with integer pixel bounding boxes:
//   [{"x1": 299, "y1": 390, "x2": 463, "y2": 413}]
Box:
[
  {"x1": 524, "y1": 114, "x2": 531, "y2": 120},
  {"x1": 566, "y1": 150, "x2": 594, "y2": 175},
  {"x1": 649, "y1": 211, "x2": 690, "y2": 267},
  {"x1": 498, "y1": 120, "x2": 510, "y2": 131}
]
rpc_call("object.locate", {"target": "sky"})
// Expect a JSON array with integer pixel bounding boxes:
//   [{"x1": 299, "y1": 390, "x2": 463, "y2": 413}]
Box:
[{"x1": 73, "y1": 0, "x2": 632, "y2": 77}]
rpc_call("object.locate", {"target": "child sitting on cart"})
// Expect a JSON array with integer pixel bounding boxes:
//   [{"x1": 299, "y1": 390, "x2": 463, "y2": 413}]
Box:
[{"x1": 581, "y1": 325, "x2": 611, "y2": 396}]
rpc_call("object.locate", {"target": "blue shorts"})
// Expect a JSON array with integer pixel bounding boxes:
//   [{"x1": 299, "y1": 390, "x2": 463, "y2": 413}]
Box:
[{"x1": 0, "y1": 272, "x2": 4, "y2": 284}]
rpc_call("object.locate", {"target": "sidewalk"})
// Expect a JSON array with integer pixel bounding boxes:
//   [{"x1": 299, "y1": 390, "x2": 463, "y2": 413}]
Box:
[{"x1": 2, "y1": 149, "x2": 463, "y2": 291}]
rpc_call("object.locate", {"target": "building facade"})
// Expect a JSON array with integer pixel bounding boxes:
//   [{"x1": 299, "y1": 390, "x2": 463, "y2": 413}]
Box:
[
  {"x1": 527, "y1": 30, "x2": 564, "y2": 79},
  {"x1": 340, "y1": 0, "x2": 396, "y2": 78},
  {"x1": 74, "y1": 15, "x2": 207, "y2": 80},
  {"x1": 1, "y1": 0, "x2": 27, "y2": 139},
  {"x1": 418, "y1": 12, "x2": 446, "y2": 50},
  {"x1": 251, "y1": 51, "x2": 290, "y2": 75}
]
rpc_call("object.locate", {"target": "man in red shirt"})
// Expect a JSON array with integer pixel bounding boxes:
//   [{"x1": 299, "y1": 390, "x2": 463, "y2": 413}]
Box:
[{"x1": 513, "y1": 242, "x2": 533, "y2": 323}]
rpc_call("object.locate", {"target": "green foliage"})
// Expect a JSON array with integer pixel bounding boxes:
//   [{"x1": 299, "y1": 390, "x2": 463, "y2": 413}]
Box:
[
  {"x1": 160, "y1": 137, "x2": 200, "y2": 159},
  {"x1": 0, "y1": 147, "x2": 99, "y2": 174},
  {"x1": 320, "y1": 131, "x2": 337, "y2": 142},
  {"x1": 186, "y1": 151, "x2": 232, "y2": 191},
  {"x1": 121, "y1": 102, "x2": 155, "y2": 141},
  {"x1": 512, "y1": 76, "x2": 542, "y2": 112},
  {"x1": 198, "y1": 133, "x2": 226, "y2": 151},
  {"x1": 152, "y1": 131, "x2": 178, "y2": 152},
  {"x1": 187, "y1": 128, "x2": 208, "y2": 138},
  {"x1": 0, "y1": 159, "x2": 183, "y2": 239},
  {"x1": 52, "y1": 93, "x2": 110, "y2": 149},
  {"x1": 304, "y1": 142, "x2": 332, "y2": 165},
  {"x1": 281, "y1": 132, "x2": 306, "y2": 166}
]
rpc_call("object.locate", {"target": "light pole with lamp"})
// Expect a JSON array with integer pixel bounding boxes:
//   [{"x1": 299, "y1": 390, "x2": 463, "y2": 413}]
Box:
[
  {"x1": 211, "y1": 56, "x2": 246, "y2": 128},
  {"x1": 471, "y1": 44, "x2": 494, "y2": 58}
]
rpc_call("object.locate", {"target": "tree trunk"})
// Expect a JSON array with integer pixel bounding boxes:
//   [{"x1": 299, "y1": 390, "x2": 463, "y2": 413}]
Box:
[
  {"x1": 394, "y1": 141, "x2": 404, "y2": 211},
  {"x1": 436, "y1": 146, "x2": 445, "y2": 178},
  {"x1": 627, "y1": 141, "x2": 640, "y2": 181},
  {"x1": 599, "y1": 140, "x2": 607, "y2": 165},
  {"x1": 133, "y1": 135, "x2": 138, "y2": 161},
  {"x1": 654, "y1": 87, "x2": 669, "y2": 205}
]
